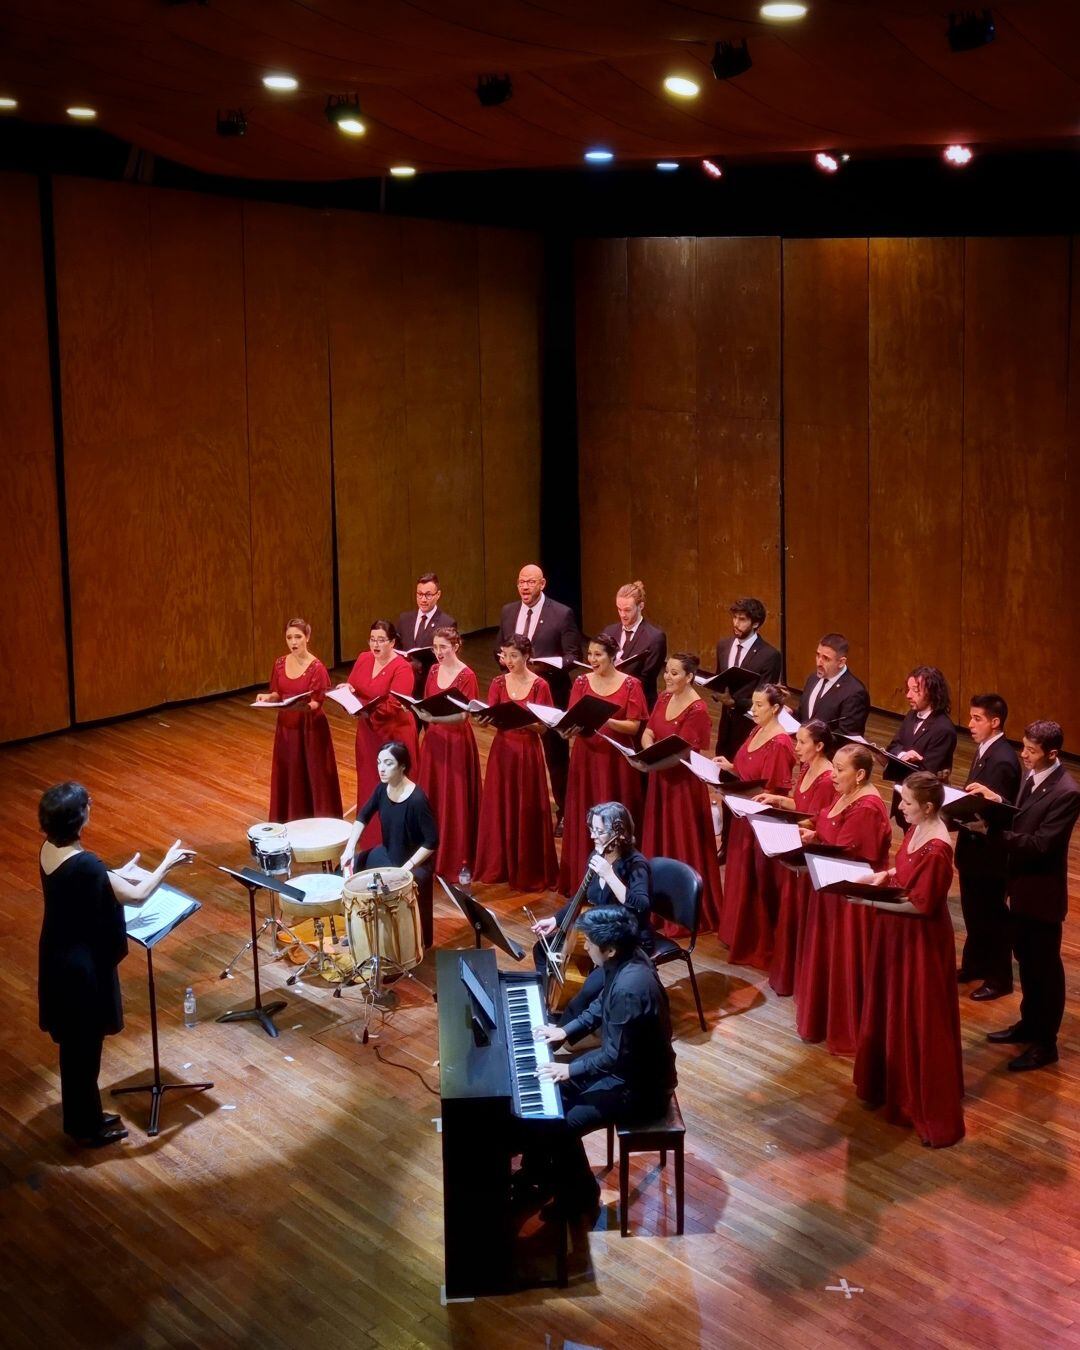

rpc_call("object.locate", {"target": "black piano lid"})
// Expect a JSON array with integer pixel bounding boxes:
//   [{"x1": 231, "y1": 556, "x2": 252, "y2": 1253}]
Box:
[{"x1": 436, "y1": 948, "x2": 511, "y2": 1102}]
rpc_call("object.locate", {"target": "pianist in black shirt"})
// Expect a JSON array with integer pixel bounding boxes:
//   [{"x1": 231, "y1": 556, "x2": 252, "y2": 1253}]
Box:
[{"x1": 528, "y1": 905, "x2": 677, "y2": 1219}]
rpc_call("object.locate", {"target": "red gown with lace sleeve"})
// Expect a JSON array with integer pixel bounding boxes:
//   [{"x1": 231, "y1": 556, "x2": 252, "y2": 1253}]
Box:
[
  {"x1": 416, "y1": 664, "x2": 481, "y2": 878},
  {"x1": 348, "y1": 651, "x2": 419, "y2": 847},
  {"x1": 769, "y1": 766, "x2": 837, "y2": 996},
  {"x1": 268, "y1": 656, "x2": 343, "y2": 822}
]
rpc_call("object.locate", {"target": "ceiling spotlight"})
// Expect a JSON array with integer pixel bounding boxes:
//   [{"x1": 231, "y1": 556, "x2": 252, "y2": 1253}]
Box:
[
  {"x1": 263, "y1": 73, "x2": 298, "y2": 92},
  {"x1": 814, "y1": 151, "x2": 839, "y2": 173},
  {"x1": 657, "y1": 161, "x2": 680, "y2": 171},
  {"x1": 476, "y1": 73, "x2": 513, "y2": 107},
  {"x1": 584, "y1": 148, "x2": 614, "y2": 163},
  {"x1": 389, "y1": 165, "x2": 416, "y2": 178},
  {"x1": 663, "y1": 75, "x2": 700, "y2": 98},
  {"x1": 325, "y1": 95, "x2": 365, "y2": 135},
  {"x1": 0, "y1": 96, "x2": 17, "y2": 110},
  {"x1": 710, "y1": 40, "x2": 753, "y2": 81},
  {"x1": 943, "y1": 143, "x2": 973, "y2": 165},
  {"x1": 701, "y1": 158, "x2": 723, "y2": 178},
  {"x1": 216, "y1": 108, "x2": 247, "y2": 138},
  {"x1": 66, "y1": 106, "x2": 97, "y2": 119},
  {"x1": 760, "y1": 3, "x2": 808, "y2": 19},
  {"x1": 947, "y1": 9, "x2": 995, "y2": 53}
]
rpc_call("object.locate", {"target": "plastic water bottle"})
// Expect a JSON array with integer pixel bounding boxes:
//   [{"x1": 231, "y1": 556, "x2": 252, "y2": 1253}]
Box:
[
  {"x1": 183, "y1": 986, "x2": 197, "y2": 1028},
  {"x1": 458, "y1": 862, "x2": 472, "y2": 889}
]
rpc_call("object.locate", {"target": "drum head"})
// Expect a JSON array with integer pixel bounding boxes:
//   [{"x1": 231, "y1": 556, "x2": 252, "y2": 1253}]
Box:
[
  {"x1": 343, "y1": 866, "x2": 413, "y2": 899},
  {"x1": 289, "y1": 874, "x2": 344, "y2": 903},
  {"x1": 248, "y1": 821, "x2": 287, "y2": 842},
  {"x1": 287, "y1": 817, "x2": 352, "y2": 863}
]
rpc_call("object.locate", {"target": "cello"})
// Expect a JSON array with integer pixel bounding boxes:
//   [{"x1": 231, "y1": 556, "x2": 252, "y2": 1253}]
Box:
[{"x1": 533, "y1": 861, "x2": 596, "y2": 1014}]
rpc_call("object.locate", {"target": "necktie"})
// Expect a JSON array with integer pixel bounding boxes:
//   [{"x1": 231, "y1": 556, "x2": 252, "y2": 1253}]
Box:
[
  {"x1": 621, "y1": 628, "x2": 632, "y2": 652},
  {"x1": 1017, "y1": 775, "x2": 1034, "y2": 807},
  {"x1": 733, "y1": 642, "x2": 744, "y2": 668},
  {"x1": 524, "y1": 606, "x2": 536, "y2": 640},
  {"x1": 808, "y1": 678, "x2": 825, "y2": 717}
]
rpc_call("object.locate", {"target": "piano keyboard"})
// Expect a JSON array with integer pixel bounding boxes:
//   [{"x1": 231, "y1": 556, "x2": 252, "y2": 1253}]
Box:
[{"x1": 502, "y1": 979, "x2": 564, "y2": 1120}]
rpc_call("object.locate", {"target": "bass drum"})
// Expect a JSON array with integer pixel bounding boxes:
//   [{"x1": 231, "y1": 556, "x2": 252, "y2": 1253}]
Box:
[{"x1": 342, "y1": 867, "x2": 423, "y2": 972}]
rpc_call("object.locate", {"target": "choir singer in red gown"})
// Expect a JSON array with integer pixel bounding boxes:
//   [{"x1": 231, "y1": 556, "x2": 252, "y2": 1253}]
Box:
[
  {"x1": 257, "y1": 617, "x2": 343, "y2": 822},
  {"x1": 473, "y1": 636, "x2": 558, "y2": 892},
  {"x1": 341, "y1": 620, "x2": 418, "y2": 847},
  {"x1": 416, "y1": 627, "x2": 481, "y2": 881},
  {"x1": 795, "y1": 743, "x2": 891, "y2": 1054},
  {"x1": 556, "y1": 634, "x2": 648, "y2": 895},
  {"x1": 715, "y1": 684, "x2": 797, "y2": 967},
  {"x1": 640, "y1": 653, "x2": 724, "y2": 932},
  {"x1": 852, "y1": 772, "x2": 964, "y2": 1147}
]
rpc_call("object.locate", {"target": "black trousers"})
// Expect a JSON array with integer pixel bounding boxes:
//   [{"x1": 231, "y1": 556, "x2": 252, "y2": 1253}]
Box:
[
  {"x1": 521, "y1": 1079, "x2": 633, "y2": 1205},
  {"x1": 1011, "y1": 912, "x2": 1064, "y2": 1047},
  {"x1": 58, "y1": 1027, "x2": 106, "y2": 1139},
  {"x1": 351, "y1": 848, "x2": 434, "y2": 949},
  {"x1": 959, "y1": 869, "x2": 1014, "y2": 988}
]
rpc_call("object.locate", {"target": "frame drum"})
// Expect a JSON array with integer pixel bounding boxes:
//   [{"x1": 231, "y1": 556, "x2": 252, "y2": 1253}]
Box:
[
  {"x1": 287, "y1": 817, "x2": 352, "y2": 866},
  {"x1": 342, "y1": 867, "x2": 423, "y2": 971}
]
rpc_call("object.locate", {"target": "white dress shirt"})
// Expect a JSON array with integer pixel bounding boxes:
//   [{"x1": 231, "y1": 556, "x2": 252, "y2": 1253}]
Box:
[{"x1": 516, "y1": 593, "x2": 546, "y2": 637}]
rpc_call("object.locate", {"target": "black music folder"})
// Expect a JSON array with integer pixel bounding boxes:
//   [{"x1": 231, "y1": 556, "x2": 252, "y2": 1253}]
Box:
[
  {"x1": 398, "y1": 690, "x2": 470, "y2": 718},
  {"x1": 527, "y1": 692, "x2": 619, "y2": 736},
  {"x1": 463, "y1": 697, "x2": 539, "y2": 731},
  {"x1": 601, "y1": 732, "x2": 690, "y2": 772},
  {"x1": 695, "y1": 665, "x2": 760, "y2": 697}
]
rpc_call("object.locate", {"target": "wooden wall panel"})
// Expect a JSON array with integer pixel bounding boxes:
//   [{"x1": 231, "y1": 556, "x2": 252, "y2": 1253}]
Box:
[
  {"x1": 961, "y1": 236, "x2": 1071, "y2": 735},
  {"x1": 0, "y1": 173, "x2": 69, "y2": 742},
  {"x1": 325, "y1": 213, "x2": 411, "y2": 661},
  {"x1": 244, "y1": 201, "x2": 332, "y2": 678},
  {"x1": 782, "y1": 238, "x2": 870, "y2": 686},
  {"x1": 694, "y1": 237, "x2": 782, "y2": 658},
  {"x1": 868, "y1": 238, "x2": 963, "y2": 712},
  {"x1": 629, "y1": 237, "x2": 695, "y2": 414},
  {"x1": 631, "y1": 411, "x2": 699, "y2": 651},
  {"x1": 1066, "y1": 237, "x2": 1080, "y2": 750},
  {"x1": 402, "y1": 219, "x2": 485, "y2": 633}
]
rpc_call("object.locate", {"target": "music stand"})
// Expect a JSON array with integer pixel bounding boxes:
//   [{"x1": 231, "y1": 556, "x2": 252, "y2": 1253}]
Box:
[
  {"x1": 438, "y1": 877, "x2": 526, "y2": 960},
  {"x1": 216, "y1": 866, "x2": 299, "y2": 1038},
  {"x1": 113, "y1": 884, "x2": 212, "y2": 1136}
]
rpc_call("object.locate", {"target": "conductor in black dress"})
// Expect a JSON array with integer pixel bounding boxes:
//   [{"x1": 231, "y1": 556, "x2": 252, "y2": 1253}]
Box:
[
  {"x1": 497, "y1": 563, "x2": 582, "y2": 823},
  {"x1": 37, "y1": 782, "x2": 195, "y2": 1147},
  {"x1": 968, "y1": 719, "x2": 1080, "y2": 1071},
  {"x1": 602, "y1": 580, "x2": 667, "y2": 710},
  {"x1": 713, "y1": 597, "x2": 783, "y2": 760},
  {"x1": 797, "y1": 632, "x2": 870, "y2": 735},
  {"x1": 396, "y1": 573, "x2": 456, "y2": 696}
]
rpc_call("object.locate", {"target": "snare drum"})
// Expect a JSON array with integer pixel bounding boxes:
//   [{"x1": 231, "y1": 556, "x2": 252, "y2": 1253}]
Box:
[
  {"x1": 247, "y1": 821, "x2": 292, "y2": 876},
  {"x1": 287, "y1": 817, "x2": 352, "y2": 867},
  {"x1": 343, "y1": 867, "x2": 423, "y2": 972}
]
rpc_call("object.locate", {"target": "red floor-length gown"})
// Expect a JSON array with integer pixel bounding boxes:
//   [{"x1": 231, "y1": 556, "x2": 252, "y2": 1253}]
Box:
[
  {"x1": 474, "y1": 675, "x2": 558, "y2": 892},
  {"x1": 268, "y1": 656, "x2": 343, "y2": 822},
  {"x1": 769, "y1": 766, "x2": 837, "y2": 996},
  {"x1": 719, "y1": 731, "x2": 797, "y2": 966},
  {"x1": 853, "y1": 833, "x2": 964, "y2": 1147},
  {"x1": 348, "y1": 651, "x2": 419, "y2": 848},
  {"x1": 417, "y1": 663, "x2": 482, "y2": 879},
  {"x1": 557, "y1": 673, "x2": 649, "y2": 895},
  {"x1": 640, "y1": 694, "x2": 724, "y2": 934},
  {"x1": 795, "y1": 793, "x2": 891, "y2": 1055}
]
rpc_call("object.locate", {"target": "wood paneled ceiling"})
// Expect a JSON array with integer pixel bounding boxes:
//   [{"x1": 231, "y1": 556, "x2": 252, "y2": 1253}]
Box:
[{"x1": 0, "y1": 1, "x2": 1077, "y2": 180}]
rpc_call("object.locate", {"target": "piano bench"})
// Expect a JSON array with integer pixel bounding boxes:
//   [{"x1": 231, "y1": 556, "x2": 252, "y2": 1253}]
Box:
[{"x1": 604, "y1": 1094, "x2": 685, "y2": 1237}]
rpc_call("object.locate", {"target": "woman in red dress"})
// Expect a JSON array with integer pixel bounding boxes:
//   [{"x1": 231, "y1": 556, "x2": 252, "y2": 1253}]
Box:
[
  {"x1": 640, "y1": 653, "x2": 724, "y2": 932},
  {"x1": 556, "y1": 634, "x2": 648, "y2": 895},
  {"x1": 416, "y1": 626, "x2": 481, "y2": 880},
  {"x1": 473, "y1": 635, "x2": 558, "y2": 892},
  {"x1": 853, "y1": 772, "x2": 964, "y2": 1147},
  {"x1": 341, "y1": 619, "x2": 418, "y2": 847},
  {"x1": 716, "y1": 684, "x2": 797, "y2": 966},
  {"x1": 754, "y1": 719, "x2": 836, "y2": 996},
  {"x1": 795, "y1": 743, "x2": 891, "y2": 1055},
  {"x1": 257, "y1": 617, "x2": 343, "y2": 822}
]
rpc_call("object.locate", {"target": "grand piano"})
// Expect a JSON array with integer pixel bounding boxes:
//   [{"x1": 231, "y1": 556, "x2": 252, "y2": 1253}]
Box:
[{"x1": 436, "y1": 946, "x2": 566, "y2": 1297}]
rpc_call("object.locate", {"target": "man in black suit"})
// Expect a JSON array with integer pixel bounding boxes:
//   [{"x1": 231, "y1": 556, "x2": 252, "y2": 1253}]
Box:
[
  {"x1": 970, "y1": 719, "x2": 1080, "y2": 1072},
  {"x1": 713, "y1": 597, "x2": 783, "y2": 760},
  {"x1": 601, "y1": 579, "x2": 667, "y2": 709},
  {"x1": 796, "y1": 632, "x2": 869, "y2": 735},
  {"x1": 497, "y1": 563, "x2": 582, "y2": 824},
  {"x1": 954, "y1": 693, "x2": 1021, "y2": 1001},
  {"x1": 396, "y1": 572, "x2": 456, "y2": 696}
]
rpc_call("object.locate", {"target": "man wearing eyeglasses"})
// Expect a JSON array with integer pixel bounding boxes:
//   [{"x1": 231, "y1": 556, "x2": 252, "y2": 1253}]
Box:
[{"x1": 397, "y1": 573, "x2": 456, "y2": 696}]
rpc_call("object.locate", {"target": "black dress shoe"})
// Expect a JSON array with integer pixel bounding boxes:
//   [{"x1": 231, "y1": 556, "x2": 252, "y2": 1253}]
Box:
[
  {"x1": 101, "y1": 1112, "x2": 122, "y2": 1128},
  {"x1": 970, "y1": 982, "x2": 1011, "y2": 1001},
  {"x1": 81, "y1": 1126, "x2": 129, "y2": 1148},
  {"x1": 987, "y1": 1024, "x2": 1030, "y2": 1044},
  {"x1": 540, "y1": 1191, "x2": 601, "y2": 1224},
  {"x1": 1007, "y1": 1044, "x2": 1058, "y2": 1073}
]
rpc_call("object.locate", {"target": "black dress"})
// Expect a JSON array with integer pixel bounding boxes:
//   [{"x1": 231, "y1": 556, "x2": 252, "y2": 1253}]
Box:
[{"x1": 352, "y1": 784, "x2": 440, "y2": 947}]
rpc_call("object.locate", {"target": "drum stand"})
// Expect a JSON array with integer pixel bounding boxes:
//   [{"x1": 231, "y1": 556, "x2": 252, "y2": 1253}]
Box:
[
  {"x1": 215, "y1": 867, "x2": 292, "y2": 1037},
  {"x1": 334, "y1": 886, "x2": 431, "y2": 1042},
  {"x1": 219, "y1": 877, "x2": 302, "y2": 978}
]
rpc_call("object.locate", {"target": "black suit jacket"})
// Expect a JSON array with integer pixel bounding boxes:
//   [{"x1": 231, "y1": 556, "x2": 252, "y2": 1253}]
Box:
[
  {"x1": 797, "y1": 667, "x2": 870, "y2": 735},
  {"x1": 602, "y1": 619, "x2": 667, "y2": 708},
  {"x1": 885, "y1": 709, "x2": 957, "y2": 778},
  {"x1": 1004, "y1": 766, "x2": 1080, "y2": 923},
  {"x1": 498, "y1": 596, "x2": 581, "y2": 707},
  {"x1": 713, "y1": 633, "x2": 783, "y2": 758},
  {"x1": 954, "y1": 736, "x2": 1022, "y2": 878},
  {"x1": 395, "y1": 606, "x2": 456, "y2": 651}
]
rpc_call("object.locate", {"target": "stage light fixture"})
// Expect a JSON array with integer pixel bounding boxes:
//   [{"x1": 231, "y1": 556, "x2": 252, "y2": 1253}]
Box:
[
  {"x1": 657, "y1": 161, "x2": 680, "y2": 171},
  {"x1": 0, "y1": 96, "x2": 17, "y2": 110},
  {"x1": 389, "y1": 165, "x2": 416, "y2": 178},
  {"x1": 476, "y1": 74, "x2": 513, "y2": 107},
  {"x1": 710, "y1": 40, "x2": 752, "y2": 81},
  {"x1": 216, "y1": 108, "x2": 247, "y2": 138},
  {"x1": 325, "y1": 95, "x2": 365, "y2": 135},
  {"x1": 663, "y1": 75, "x2": 700, "y2": 98},
  {"x1": 701, "y1": 158, "x2": 723, "y2": 178},
  {"x1": 760, "y1": 3, "x2": 807, "y2": 19},
  {"x1": 584, "y1": 148, "x2": 614, "y2": 163},
  {"x1": 263, "y1": 73, "x2": 298, "y2": 92},
  {"x1": 943, "y1": 143, "x2": 973, "y2": 165},
  {"x1": 814, "y1": 151, "x2": 839, "y2": 173},
  {"x1": 66, "y1": 106, "x2": 96, "y2": 119},
  {"x1": 947, "y1": 9, "x2": 995, "y2": 53}
]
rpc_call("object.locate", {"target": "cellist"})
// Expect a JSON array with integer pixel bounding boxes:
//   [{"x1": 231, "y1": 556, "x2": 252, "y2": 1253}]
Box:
[{"x1": 530, "y1": 801, "x2": 654, "y2": 1022}]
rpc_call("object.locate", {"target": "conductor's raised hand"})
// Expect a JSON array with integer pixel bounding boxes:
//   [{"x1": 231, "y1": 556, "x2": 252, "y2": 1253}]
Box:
[{"x1": 163, "y1": 840, "x2": 195, "y2": 869}]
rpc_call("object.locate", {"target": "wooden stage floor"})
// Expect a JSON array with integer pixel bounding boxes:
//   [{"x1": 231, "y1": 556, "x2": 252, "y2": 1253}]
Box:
[{"x1": 1, "y1": 639, "x2": 1078, "y2": 1349}]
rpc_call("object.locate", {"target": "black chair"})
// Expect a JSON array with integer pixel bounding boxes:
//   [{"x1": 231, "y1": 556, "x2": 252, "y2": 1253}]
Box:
[
  {"x1": 605, "y1": 1094, "x2": 685, "y2": 1237},
  {"x1": 649, "y1": 857, "x2": 707, "y2": 1032}
]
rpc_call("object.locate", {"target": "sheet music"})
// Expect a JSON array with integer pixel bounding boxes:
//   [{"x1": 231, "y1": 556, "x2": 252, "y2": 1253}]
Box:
[
  {"x1": 804, "y1": 853, "x2": 875, "y2": 891},
  {"x1": 725, "y1": 793, "x2": 772, "y2": 818},
  {"x1": 686, "y1": 750, "x2": 723, "y2": 785},
  {"x1": 526, "y1": 701, "x2": 564, "y2": 728},
  {"x1": 123, "y1": 876, "x2": 201, "y2": 949},
  {"x1": 745, "y1": 707, "x2": 800, "y2": 734},
  {"x1": 941, "y1": 784, "x2": 968, "y2": 805},
  {"x1": 529, "y1": 655, "x2": 565, "y2": 669},
  {"x1": 600, "y1": 733, "x2": 634, "y2": 758},
  {"x1": 749, "y1": 818, "x2": 804, "y2": 857},
  {"x1": 250, "y1": 691, "x2": 308, "y2": 708},
  {"x1": 325, "y1": 686, "x2": 363, "y2": 715}
]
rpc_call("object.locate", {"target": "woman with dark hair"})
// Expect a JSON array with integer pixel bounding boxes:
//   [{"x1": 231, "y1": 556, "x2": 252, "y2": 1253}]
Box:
[
  {"x1": 639, "y1": 653, "x2": 723, "y2": 932},
  {"x1": 415, "y1": 626, "x2": 481, "y2": 880},
  {"x1": 341, "y1": 619, "x2": 418, "y2": 846},
  {"x1": 755, "y1": 719, "x2": 837, "y2": 996},
  {"x1": 37, "y1": 782, "x2": 194, "y2": 1147},
  {"x1": 556, "y1": 634, "x2": 648, "y2": 894},
  {"x1": 852, "y1": 772, "x2": 964, "y2": 1147},
  {"x1": 795, "y1": 742, "x2": 892, "y2": 1054},
  {"x1": 256, "y1": 617, "x2": 342, "y2": 822},
  {"x1": 715, "y1": 684, "x2": 797, "y2": 968},
  {"x1": 473, "y1": 635, "x2": 558, "y2": 891},
  {"x1": 340, "y1": 741, "x2": 439, "y2": 947}
]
